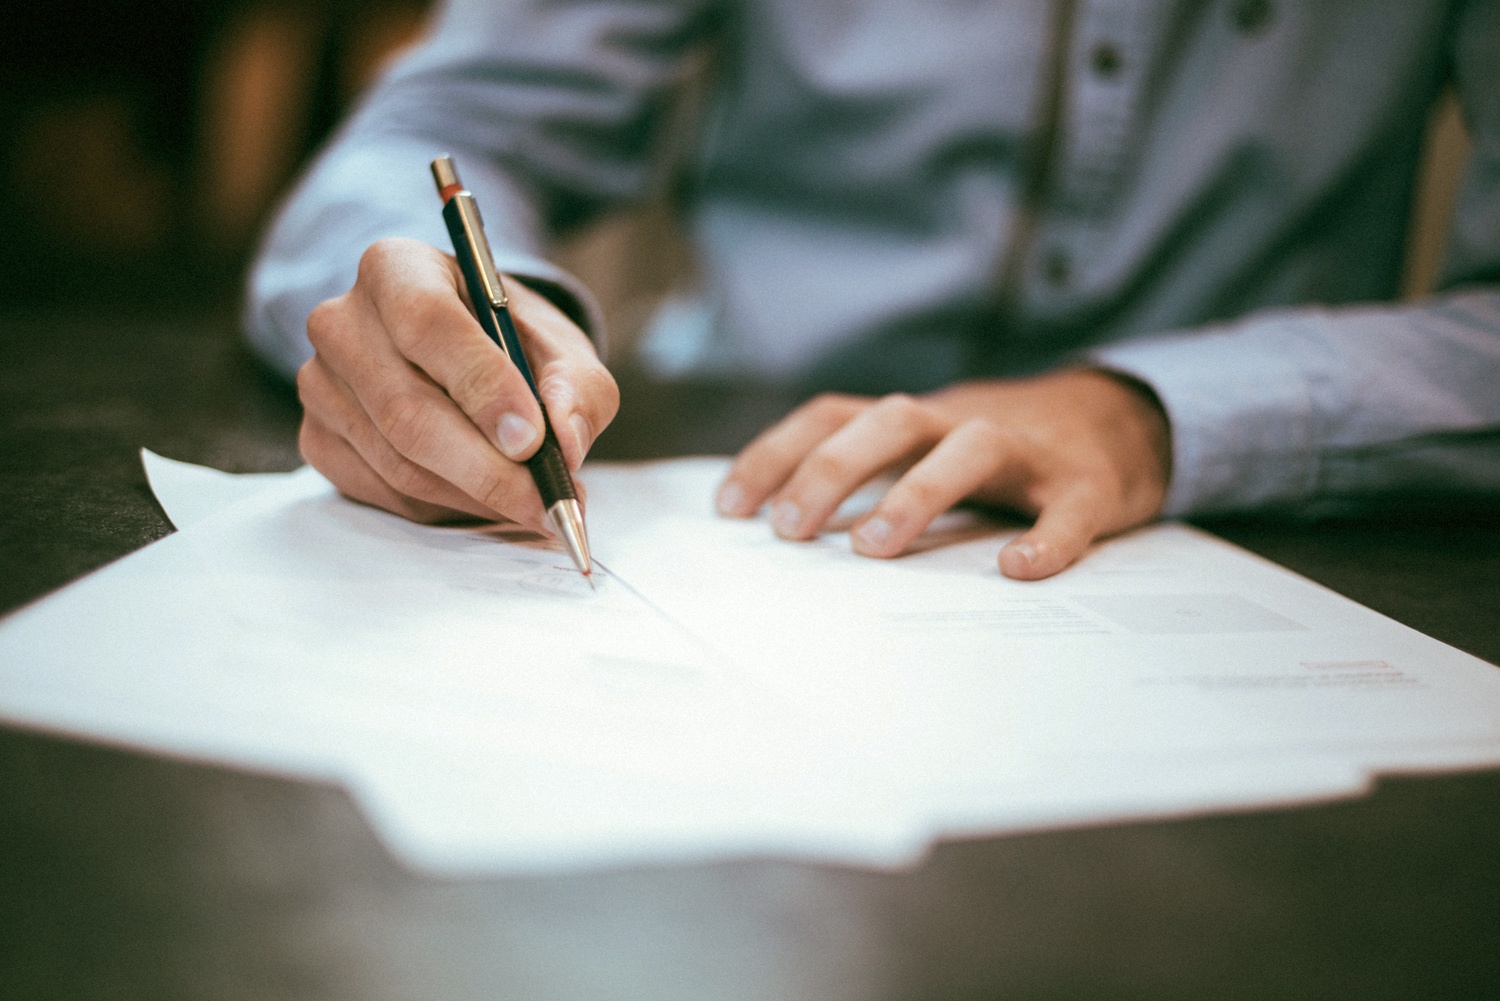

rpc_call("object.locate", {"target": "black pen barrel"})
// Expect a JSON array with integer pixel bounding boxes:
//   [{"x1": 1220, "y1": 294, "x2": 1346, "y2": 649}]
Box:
[
  {"x1": 439, "y1": 190, "x2": 578, "y2": 508},
  {"x1": 432, "y1": 154, "x2": 590, "y2": 577}
]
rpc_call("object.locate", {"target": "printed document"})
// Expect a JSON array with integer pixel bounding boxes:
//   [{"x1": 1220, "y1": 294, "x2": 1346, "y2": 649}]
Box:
[{"x1": 0, "y1": 452, "x2": 1494, "y2": 875}]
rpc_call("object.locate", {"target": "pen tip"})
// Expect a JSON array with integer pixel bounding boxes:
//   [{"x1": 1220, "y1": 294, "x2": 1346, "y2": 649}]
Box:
[{"x1": 546, "y1": 498, "x2": 594, "y2": 585}]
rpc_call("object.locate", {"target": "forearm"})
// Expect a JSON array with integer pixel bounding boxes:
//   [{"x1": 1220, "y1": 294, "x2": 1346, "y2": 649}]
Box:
[
  {"x1": 242, "y1": 0, "x2": 710, "y2": 377},
  {"x1": 244, "y1": 133, "x2": 600, "y2": 379},
  {"x1": 1090, "y1": 290, "x2": 1500, "y2": 516}
]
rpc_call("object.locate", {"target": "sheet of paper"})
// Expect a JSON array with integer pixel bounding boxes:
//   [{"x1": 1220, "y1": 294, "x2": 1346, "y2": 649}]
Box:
[
  {"x1": 587, "y1": 462, "x2": 1500, "y2": 799},
  {"x1": 6, "y1": 464, "x2": 928, "y2": 873},
  {"x1": 0, "y1": 454, "x2": 1495, "y2": 876},
  {"x1": 142, "y1": 449, "x2": 306, "y2": 529}
]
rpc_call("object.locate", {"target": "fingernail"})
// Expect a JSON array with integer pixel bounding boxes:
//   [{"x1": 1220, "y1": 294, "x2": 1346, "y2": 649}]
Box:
[
  {"x1": 854, "y1": 516, "x2": 892, "y2": 552},
  {"x1": 716, "y1": 481, "x2": 746, "y2": 516},
  {"x1": 569, "y1": 413, "x2": 592, "y2": 464},
  {"x1": 496, "y1": 413, "x2": 539, "y2": 459},
  {"x1": 771, "y1": 500, "x2": 802, "y2": 537},
  {"x1": 1008, "y1": 541, "x2": 1038, "y2": 567}
]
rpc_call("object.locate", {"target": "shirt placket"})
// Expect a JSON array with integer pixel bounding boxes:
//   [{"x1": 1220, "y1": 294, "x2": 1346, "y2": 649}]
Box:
[{"x1": 1012, "y1": 0, "x2": 1164, "y2": 321}]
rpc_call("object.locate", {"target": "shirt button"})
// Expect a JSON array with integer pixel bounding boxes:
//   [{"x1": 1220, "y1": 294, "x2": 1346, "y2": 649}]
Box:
[
  {"x1": 1231, "y1": 0, "x2": 1274, "y2": 35},
  {"x1": 1090, "y1": 42, "x2": 1124, "y2": 79},
  {"x1": 1043, "y1": 248, "x2": 1072, "y2": 288}
]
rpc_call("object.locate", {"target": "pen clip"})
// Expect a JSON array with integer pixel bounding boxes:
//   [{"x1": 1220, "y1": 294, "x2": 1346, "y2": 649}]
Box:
[
  {"x1": 432, "y1": 156, "x2": 509, "y2": 310},
  {"x1": 454, "y1": 196, "x2": 509, "y2": 309}
]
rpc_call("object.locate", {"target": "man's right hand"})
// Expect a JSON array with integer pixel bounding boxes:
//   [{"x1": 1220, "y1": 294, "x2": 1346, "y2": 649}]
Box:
[{"x1": 296, "y1": 237, "x2": 618, "y2": 531}]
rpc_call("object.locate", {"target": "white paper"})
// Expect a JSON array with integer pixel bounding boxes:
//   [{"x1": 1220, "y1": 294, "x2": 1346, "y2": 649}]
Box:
[
  {"x1": 142, "y1": 449, "x2": 307, "y2": 528},
  {"x1": 5, "y1": 461, "x2": 915, "y2": 872},
  {"x1": 0, "y1": 454, "x2": 1495, "y2": 876}
]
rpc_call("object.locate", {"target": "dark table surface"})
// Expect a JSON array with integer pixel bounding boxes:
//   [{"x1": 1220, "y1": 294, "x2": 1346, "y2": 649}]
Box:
[{"x1": 2, "y1": 311, "x2": 1498, "y2": 1001}]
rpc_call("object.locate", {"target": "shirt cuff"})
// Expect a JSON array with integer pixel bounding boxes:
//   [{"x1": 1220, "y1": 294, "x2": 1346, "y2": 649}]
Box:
[{"x1": 1087, "y1": 316, "x2": 1327, "y2": 517}]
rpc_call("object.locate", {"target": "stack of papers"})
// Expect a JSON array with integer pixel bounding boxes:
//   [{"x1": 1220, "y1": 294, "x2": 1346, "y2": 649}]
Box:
[{"x1": 0, "y1": 452, "x2": 1496, "y2": 875}]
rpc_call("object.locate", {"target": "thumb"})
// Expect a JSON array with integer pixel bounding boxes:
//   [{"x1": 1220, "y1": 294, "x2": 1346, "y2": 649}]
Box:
[{"x1": 998, "y1": 485, "x2": 1104, "y2": 580}]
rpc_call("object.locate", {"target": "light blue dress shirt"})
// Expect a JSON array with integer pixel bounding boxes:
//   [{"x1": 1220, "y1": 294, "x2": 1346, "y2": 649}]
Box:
[{"x1": 246, "y1": 0, "x2": 1500, "y2": 517}]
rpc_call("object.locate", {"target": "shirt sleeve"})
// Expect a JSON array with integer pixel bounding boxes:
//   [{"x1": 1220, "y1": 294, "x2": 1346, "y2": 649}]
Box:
[
  {"x1": 243, "y1": 0, "x2": 714, "y2": 378},
  {"x1": 1089, "y1": 0, "x2": 1500, "y2": 517}
]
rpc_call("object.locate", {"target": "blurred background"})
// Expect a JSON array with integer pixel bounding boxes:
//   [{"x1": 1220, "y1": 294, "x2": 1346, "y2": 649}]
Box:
[
  {"x1": 1, "y1": 0, "x2": 426, "y2": 309},
  {"x1": 0, "y1": 0, "x2": 1473, "y2": 353},
  {"x1": 0, "y1": 0, "x2": 690, "y2": 354}
]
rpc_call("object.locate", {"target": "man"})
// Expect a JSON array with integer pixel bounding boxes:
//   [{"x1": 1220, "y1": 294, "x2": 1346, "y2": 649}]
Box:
[{"x1": 246, "y1": 0, "x2": 1500, "y2": 580}]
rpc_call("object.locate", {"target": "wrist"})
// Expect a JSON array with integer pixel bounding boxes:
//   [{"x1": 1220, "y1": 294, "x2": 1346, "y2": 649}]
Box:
[{"x1": 1081, "y1": 366, "x2": 1173, "y2": 503}]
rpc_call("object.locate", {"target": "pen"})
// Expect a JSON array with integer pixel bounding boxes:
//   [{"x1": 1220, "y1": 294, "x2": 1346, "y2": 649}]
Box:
[{"x1": 431, "y1": 155, "x2": 593, "y2": 583}]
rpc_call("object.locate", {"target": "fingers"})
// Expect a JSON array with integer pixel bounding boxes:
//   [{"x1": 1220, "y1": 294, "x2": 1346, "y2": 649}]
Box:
[
  {"x1": 297, "y1": 356, "x2": 504, "y2": 522},
  {"x1": 850, "y1": 430, "x2": 1107, "y2": 579},
  {"x1": 998, "y1": 485, "x2": 1105, "y2": 580},
  {"x1": 300, "y1": 413, "x2": 474, "y2": 525},
  {"x1": 509, "y1": 280, "x2": 620, "y2": 472},
  {"x1": 349, "y1": 239, "x2": 618, "y2": 472},
  {"x1": 850, "y1": 420, "x2": 1020, "y2": 557},
  {"x1": 307, "y1": 300, "x2": 549, "y2": 531},
  {"x1": 716, "y1": 370, "x2": 1166, "y2": 579},
  {"x1": 715, "y1": 393, "x2": 869, "y2": 517},
  {"x1": 302, "y1": 236, "x2": 623, "y2": 530},
  {"x1": 845, "y1": 417, "x2": 1108, "y2": 578},
  {"x1": 764, "y1": 394, "x2": 946, "y2": 540},
  {"x1": 354, "y1": 239, "x2": 547, "y2": 462}
]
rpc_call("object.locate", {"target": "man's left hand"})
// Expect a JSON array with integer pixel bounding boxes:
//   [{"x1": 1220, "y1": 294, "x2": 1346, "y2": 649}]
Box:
[{"x1": 714, "y1": 369, "x2": 1173, "y2": 580}]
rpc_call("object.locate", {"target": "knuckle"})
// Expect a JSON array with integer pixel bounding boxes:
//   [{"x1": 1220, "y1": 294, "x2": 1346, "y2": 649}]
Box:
[
  {"x1": 449, "y1": 358, "x2": 509, "y2": 410},
  {"x1": 873, "y1": 393, "x2": 943, "y2": 442},
  {"x1": 382, "y1": 455, "x2": 431, "y2": 498},
  {"x1": 295, "y1": 359, "x2": 338, "y2": 417},
  {"x1": 375, "y1": 392, "x2": 435, "y2": 455},
  {"x1": 395, "y1": 295, "x2": 464, "y2": 357},
  {"x1": 294, "y1": 360, "x2": 319, "y2": 406},
  {"x1": 898, "y1": 474, "x2": 945, "y2": 513},
  {"x1": 961, "y1": 418, "x2": 1011, "y2": 452},
  {"x1": 579, "y1": 365, "x2": 621, "y2": 421},
  {"x1": 535, "y1": 370, "x2": 576, "y2": 409},
  {"x1": 473, "y1": 466, "x2": 525, "y2": 516},
  {"x1": 305, "y1": 298, "x2": 346, "y2": 353},
  {"x1": 803, "y1": 447, "x2": 854, "y2": 484},
  {"x1": 297, "y1": 419, "x2": 327, "y2": 467},
  {"x1": 807, "y1": 392, "x2": 857, "y2": 420},
  {"x1": 537, "y1": 363, "x2": 619, "y2": 424},
  {"x1": 357, "y1": 237, "x2": 409, "y2": 283},
  {"x1": 876, "y1": 392, "x2": 923, "y2": 423}
]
